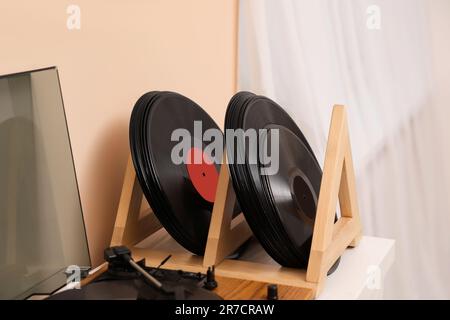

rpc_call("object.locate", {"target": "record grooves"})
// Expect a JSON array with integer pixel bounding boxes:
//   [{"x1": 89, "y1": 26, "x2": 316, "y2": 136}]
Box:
[
  {"x1": 225, "y1": 92, "x2": 339, "y2": 271},
  {"x1": 129, "y1": 91, "x2": 222, "y2": 255}
]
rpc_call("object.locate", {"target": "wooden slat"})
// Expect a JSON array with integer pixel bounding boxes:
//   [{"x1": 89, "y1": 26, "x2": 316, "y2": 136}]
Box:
[
  {"x1": 215, "y1": 259, "x2": 316, "y2": 292},
  {"x1": 203, "y1": 157, "x2": 252, "y2": 267},
  {"x1": 214, "y1": 276, "x2": 313, "y2": 300},
  {"x1": 306, "y1": 105, "x2": 363, "y2": 296},
  {"x1": 111, "y1": 156, "x2": 161, "y2": 247}
]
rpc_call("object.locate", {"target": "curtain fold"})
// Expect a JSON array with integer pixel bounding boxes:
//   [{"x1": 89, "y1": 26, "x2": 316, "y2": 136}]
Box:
[{"x1": 239, "y1": 0, "x2": 450, "y2": 298}]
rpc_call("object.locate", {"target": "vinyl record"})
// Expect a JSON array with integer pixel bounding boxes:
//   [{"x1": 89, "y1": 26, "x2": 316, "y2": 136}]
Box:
[
  {"x1": 225, "y1": 92, "x2": 339, "y2": 271},
  {"x1": 130, "y1": 91, "x2": 221, "y2": 255}
]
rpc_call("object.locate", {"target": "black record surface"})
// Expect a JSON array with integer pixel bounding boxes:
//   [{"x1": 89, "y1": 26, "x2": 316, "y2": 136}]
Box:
[
  {"x1": 130, "y1": 91, "x2": 221, "y2": 255},
  {"x1": 225, "y1": 92, "x2": 339, "y2": 271}
]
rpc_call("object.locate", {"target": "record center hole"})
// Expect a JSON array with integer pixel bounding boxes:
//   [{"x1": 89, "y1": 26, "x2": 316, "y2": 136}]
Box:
[
  {"x1": 202, "y1": 172, "x2": 206, "y2": 177},
  {"x1": 292, "y1": 175, "x2": 316, "y2": 220}
]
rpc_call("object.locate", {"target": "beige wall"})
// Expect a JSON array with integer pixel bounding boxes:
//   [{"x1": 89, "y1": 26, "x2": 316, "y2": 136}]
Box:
[{"x1": 0, "y1": 0, "x2": 238, "y2": 265}]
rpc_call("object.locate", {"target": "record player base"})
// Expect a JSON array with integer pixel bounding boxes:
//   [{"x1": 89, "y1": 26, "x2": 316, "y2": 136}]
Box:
[
  {"x1": 127, "y1": 246, "x2": 315, "y2": 299},
  {"x1": 129, "y1": 244, "x2": 332, "y2": 299},
  {"x1": 75, "y1": 262, "x2": 313, "y2": 300},
  {"x1": 128, "y1": 246, "x2": 313, "y2": 299}
]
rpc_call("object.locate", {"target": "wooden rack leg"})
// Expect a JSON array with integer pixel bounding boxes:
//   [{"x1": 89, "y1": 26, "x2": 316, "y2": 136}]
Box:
[
  {"x1": 111, "y1": 156, "x2": 161, "y2": 247},
  {"x1": 306, "y1": 105, "x2": 363, "y2": 294},
  {"x1": 203, "y1": 155, "x2": 252, "y2": 267}
]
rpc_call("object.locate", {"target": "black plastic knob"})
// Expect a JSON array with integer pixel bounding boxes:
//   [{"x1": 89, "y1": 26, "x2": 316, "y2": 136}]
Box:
[
  {"x1": 204, "y1": 266, "x2": 218, "y2": 290},
  {"x1": 267, "y1": 284, "x2": 278, "y2": 300}
]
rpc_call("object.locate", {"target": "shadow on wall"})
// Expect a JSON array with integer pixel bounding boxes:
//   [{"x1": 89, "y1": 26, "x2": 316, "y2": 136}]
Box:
[{"x1": 81, "y1": 117, "x2": 129, "y2": 266}]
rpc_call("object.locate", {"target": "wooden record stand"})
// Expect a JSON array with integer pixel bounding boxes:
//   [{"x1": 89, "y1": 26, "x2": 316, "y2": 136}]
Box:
[{"x1": 110, "y1": 105, "x2": 362, "y2": 299}]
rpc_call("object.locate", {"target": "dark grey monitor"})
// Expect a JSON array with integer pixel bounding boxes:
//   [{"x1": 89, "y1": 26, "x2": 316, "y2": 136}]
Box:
[{"x1": 0, "y1": 67, "x2": 91, "y2": 299}]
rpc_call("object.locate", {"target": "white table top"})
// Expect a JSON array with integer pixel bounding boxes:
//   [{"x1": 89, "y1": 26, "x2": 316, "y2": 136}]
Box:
[
  {"x1": 317, "y1": 236, "x2": 395, "y2": 299},
  {"x1": 234, "y1": 235, "x2": 395, "y2": 300}
]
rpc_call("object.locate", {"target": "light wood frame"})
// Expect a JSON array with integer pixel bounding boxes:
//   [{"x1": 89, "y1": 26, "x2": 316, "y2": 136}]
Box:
[
  {"x1": 111, "y1": 105, "x2": 362, "y2": 298},
  {"x1": 110, "y1": 158, "x2": 251, "y2": 273}
]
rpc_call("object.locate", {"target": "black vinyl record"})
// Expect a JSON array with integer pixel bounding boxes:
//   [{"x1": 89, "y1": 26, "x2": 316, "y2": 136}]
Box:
[
  {"x1": 130, "y1": 92, "x2": 221, "y2": 255},
  {"x1": 225, "y1": 92, "x2": 339, "y2": 271}
]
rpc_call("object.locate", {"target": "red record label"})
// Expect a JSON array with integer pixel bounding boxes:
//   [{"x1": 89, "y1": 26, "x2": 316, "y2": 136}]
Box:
[{"x1": 186, "y1": 147, "x2": 219, "y2": 203}]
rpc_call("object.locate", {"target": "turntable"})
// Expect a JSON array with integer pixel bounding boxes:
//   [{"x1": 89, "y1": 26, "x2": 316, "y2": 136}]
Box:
[{"x1": 49, "y1": 245, "x2": 314, "y2": 300}]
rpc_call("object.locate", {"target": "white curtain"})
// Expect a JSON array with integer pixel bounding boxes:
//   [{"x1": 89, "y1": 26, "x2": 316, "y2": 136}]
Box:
[{"x1": 238, "y1": 0, "x2": 450, "y2": 299}]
